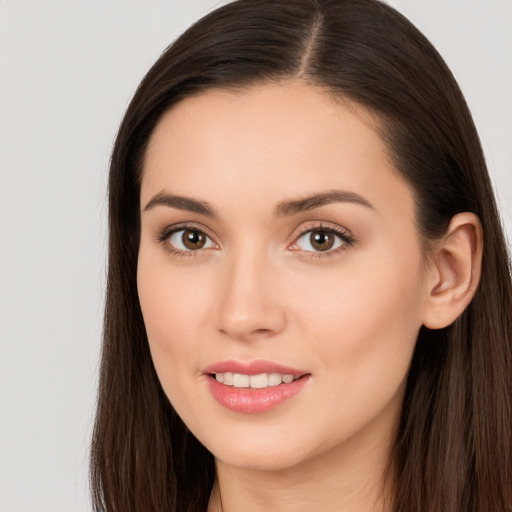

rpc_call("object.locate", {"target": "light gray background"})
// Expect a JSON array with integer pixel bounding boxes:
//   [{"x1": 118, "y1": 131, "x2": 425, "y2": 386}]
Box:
[{"x1": 0, "y1": 1, "x2": 510, "y2": 511}]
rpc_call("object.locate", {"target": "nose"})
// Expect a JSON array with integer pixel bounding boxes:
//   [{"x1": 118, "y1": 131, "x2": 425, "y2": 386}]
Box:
[{"x1": 215, "y1": 249, "x2": 287, "y2": 342}]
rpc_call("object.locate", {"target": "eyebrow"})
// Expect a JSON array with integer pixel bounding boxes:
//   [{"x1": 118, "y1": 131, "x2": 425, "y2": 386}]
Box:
[
  {"x1": 143, "y1": 192, "x2": 217, "y2": 217},
  {"x1": 143, "y1": 189, "x2": 373, "y2": 218},
  {"x1": 274, "y1": 190, "x2": 374, "y2": 217}
]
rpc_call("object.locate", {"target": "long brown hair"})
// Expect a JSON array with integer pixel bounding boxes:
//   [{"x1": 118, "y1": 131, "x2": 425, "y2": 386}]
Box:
[{"x1": 90, "y1": 1, "x2": 512, "y2": 510}]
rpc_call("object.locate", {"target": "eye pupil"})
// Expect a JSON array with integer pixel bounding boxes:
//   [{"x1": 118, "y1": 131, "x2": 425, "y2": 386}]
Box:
[
  {"x1": 183, "y1": 230, "x2": 206, "y2": 250},
  {"x1": 311, "y1": 230, "x2": 334, "y2": 251}
]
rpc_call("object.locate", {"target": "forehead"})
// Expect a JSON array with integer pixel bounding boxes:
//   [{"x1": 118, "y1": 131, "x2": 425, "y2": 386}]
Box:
[{"x1": 141, "y1": 81, "x2": 413, "y2": 220}]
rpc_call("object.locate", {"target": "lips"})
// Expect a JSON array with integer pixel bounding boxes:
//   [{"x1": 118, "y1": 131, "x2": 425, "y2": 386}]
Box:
[{"x1": 203, "y1": 360, "x2": 310, "y2": 413}]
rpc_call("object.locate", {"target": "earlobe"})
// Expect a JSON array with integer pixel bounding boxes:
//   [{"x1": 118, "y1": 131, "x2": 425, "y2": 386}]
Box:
[{"x1": 422, "y1": 212, "x2": 483, "y2": 329}]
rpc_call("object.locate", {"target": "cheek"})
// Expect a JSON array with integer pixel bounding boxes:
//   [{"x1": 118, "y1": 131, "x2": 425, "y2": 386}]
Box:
[
  {"x1": 277, "y1": 252, "x2": 425, "y2": 446},
  {"x1": 136, "y1": 250, "x2": 207, "y2": 387},
  {"x1": 137, "y1": 271, "x2": 207, "y2": 431},
  {"x1": 292, "y1": 243, "x2": 426, "y2": 384},
  {"x1": 138, "y1": 269, "x2": 196, "y2": 342}
]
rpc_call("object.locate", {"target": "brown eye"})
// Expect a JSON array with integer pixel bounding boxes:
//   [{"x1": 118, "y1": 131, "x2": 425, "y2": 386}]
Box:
[
  {"x1": 310, "y1": 230, "x2": 335, "y2": 251},
  {"x1": 182, "y1": 229, "x2": 206, "y2": 250},
  {"x1": 293, "y1": 227, "x2": 350, "y2": 254},
  {"x1": 167, "y1": 228, "x2": 215, "y2": 252}
]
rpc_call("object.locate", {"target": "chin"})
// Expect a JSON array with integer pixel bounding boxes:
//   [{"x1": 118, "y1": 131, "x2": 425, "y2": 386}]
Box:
[
  {"x1": 196, "y1": 424, "x2": 321, "y2": 472},
  {"x1": 213, "y1": 445, "x2": 308, "y2": 472}
]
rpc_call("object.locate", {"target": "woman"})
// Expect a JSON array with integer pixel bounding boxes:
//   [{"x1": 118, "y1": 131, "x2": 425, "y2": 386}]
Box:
[{"x1": 90, "y1": 1, "x2": 512, "y2": 510}]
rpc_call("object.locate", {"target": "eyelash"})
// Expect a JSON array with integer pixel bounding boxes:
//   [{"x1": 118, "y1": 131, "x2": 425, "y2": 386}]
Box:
[
  {"x1": 291, "y1": 223, "x2": 356, "y2": 258},
  {"x1": 156, "y1": 222, "x2": 356, "y2": 258},
  {"x1": 156, "y1": 223, "x2": 217, "y2": 258}
]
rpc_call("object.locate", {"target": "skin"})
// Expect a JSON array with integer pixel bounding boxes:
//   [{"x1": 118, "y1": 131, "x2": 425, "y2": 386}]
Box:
[{"x1": 137, "y1": 82, "x2": 482, "y2": 511}]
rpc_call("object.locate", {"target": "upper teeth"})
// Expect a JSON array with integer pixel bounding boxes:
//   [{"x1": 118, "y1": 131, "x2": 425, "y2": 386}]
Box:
[{"x1": 215, "y1": 372, "x2": 295, "y2": 388}]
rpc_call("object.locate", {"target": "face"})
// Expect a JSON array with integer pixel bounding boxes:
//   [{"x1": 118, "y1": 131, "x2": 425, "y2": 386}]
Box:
[{"x1": 137, "y1": 82, "x2": 431, "y2": 472}]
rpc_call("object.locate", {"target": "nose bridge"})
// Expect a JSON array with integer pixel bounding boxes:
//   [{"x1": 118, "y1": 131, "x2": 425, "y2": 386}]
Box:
[{"x1": 215, "y1": 242, "x2": 285, "y2": 341}]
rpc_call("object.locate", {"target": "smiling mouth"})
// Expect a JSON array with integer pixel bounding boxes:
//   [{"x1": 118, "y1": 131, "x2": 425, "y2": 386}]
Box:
[
  {"x1": 205, "y1": 368, "x2": 310, "y2": 413},
  {"x1": 211, "y1": 372, "x2": 303, "y2": 389},
  {"x1": 204, "y1": 360, "x2": 310, "y2": 412}
]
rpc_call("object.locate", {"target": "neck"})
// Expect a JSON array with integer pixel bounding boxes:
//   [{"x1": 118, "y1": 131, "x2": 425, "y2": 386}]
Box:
[{"x1": 207, "y1": 424, "x2": 395, "y2": 512}]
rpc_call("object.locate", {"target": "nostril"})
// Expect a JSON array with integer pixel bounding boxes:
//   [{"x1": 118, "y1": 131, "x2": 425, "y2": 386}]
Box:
[{"x1": 220, "y1": 326, "x2": 279, "y2": 342}]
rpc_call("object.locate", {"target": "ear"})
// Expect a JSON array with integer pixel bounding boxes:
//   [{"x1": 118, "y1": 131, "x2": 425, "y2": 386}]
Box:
[{"x1": 422, "y1": 212, "x2": 483, "y2": 329}]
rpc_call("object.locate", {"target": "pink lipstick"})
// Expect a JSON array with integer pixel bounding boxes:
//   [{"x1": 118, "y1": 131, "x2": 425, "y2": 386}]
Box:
[{"x1": 203, "y1": 360, "x2": 310, "y2": 413}]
